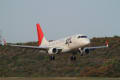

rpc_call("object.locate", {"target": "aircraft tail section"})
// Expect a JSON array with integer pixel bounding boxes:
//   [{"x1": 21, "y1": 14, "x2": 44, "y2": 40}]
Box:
[{"x1": 36, "y1": 24, "x2": 49, "y2": 46}]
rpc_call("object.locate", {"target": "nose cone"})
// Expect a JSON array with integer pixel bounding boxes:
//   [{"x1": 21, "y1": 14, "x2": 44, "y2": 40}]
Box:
[{"x1": 85, "y1": 39, "x2": 90, "y2": 45}]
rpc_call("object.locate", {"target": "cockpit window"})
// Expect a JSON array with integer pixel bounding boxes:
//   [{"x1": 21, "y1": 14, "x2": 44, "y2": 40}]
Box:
[{"x1": 78, "y1": 36, "x2": 87, "y2": 38}]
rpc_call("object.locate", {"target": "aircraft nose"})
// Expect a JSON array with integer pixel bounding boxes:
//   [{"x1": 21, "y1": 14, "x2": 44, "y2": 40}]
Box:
[{"x1": 85, "y1": 39, "x2": 90, "y2": 45}]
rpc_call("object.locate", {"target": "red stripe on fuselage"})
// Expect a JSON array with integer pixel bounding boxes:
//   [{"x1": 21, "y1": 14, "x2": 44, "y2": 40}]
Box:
[{"x1": 36, "y1": 24, "x2": 44, "y2": 46}]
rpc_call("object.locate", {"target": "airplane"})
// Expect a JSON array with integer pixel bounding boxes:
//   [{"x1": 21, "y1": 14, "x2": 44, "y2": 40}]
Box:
[{"x1": 11, "y1": 24, "x2": 109, "y2": 60}]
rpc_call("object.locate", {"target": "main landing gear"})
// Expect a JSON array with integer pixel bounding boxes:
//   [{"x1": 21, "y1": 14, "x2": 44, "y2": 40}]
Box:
[
  {"x1": 50, "y1": 55, "x2": 55, "y2": 60},
  {"x1": 49, "y1": 52, "x2": 83, "y2": 61},
  {"x1": 70, "y1": 52, "x2": 77, "y2": 61},
  {"x1": 70, "y1": 55, "x2": 76, "y2": 61},
  {"x1": 50, "y1": 55, "x2": 77, "y2": 61}
]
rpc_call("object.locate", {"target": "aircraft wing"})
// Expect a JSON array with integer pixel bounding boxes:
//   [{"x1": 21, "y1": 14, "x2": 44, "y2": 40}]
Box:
[
  {"x1": 84, "y1": 46, "x2": 108, "y2": 50},
  {"x1": 10, "y1": 45, "x2": 63, "y2": 51},
  {"x1": 10, "y1": 45, "x2": 49, "y2": 50},
  {"x1": 84, "y1": 41, "x2": 109, "y2": 50}
]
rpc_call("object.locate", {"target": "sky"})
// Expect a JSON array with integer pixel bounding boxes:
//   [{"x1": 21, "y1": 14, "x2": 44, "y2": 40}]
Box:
[{"x1": 0, "y1": 0, "x2": 120, "y2": 43}]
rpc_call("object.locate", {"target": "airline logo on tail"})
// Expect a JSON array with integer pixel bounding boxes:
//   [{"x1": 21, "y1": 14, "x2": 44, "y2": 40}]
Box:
[{"x1": 36, "y1": 24, "x2": 44, "y2": 46}]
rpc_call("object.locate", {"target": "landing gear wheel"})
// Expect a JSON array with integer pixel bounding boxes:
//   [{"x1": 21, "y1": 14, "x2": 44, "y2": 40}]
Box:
[
  {"x1": 70, "y1": 56, "x2": 76, "y2": 61},
  {"x1": 80, "y1": 53, "x2": 84, "y2": 56},
  {"x1": 50, "y1": 56, "x2": 55, "y2": 60}
]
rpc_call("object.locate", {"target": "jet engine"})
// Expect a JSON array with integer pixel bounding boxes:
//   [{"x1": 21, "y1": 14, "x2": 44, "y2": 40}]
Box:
[
  {"x1": 84, "y1": 49, "x2": 90, "y2": 54},
  {"x1": 48, "y1": 48, "x2": 59, "y2": 54}
]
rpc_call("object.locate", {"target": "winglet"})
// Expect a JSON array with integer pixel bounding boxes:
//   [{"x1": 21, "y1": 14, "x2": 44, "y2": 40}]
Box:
[
  {"x1": 36, "y1": 24, "x2": 44, "y2": 46},
  {"x1": 105, "y1": 40, "x2": 109, "y2": 47}
]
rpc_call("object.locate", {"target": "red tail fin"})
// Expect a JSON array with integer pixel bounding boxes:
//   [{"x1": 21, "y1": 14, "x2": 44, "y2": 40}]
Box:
[{"x1": 36, "y1": 24, "x2": 44, "y2": 46}]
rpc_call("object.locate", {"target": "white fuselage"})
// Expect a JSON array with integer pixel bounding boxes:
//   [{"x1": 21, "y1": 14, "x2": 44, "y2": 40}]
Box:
[{"x1": 47, "y1": 34, "x2": 90, "y2": 53}]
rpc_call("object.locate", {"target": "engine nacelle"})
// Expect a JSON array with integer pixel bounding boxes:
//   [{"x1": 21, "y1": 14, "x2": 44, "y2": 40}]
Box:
[
  {"x1": 84, "y1": 49, "x2": 90, "y2": 54},
  {"x1": 48, "y1": 48, "x2": 59, "y2": 54}
]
